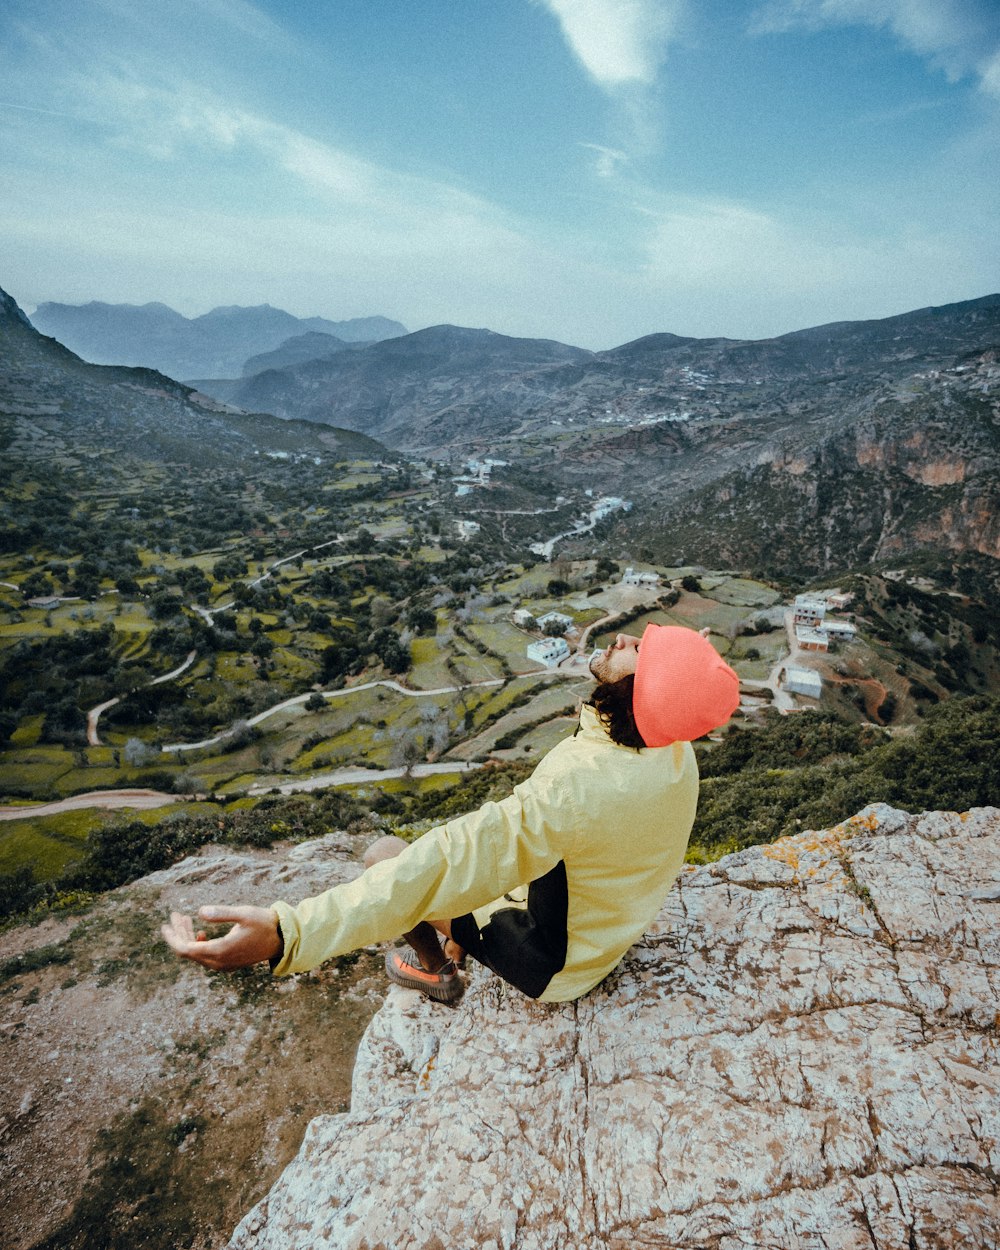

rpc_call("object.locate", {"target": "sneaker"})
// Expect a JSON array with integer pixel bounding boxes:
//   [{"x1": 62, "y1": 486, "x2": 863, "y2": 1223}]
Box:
[{"x1": 384, "y1": 949, "x2": 464, "y2": 1003}]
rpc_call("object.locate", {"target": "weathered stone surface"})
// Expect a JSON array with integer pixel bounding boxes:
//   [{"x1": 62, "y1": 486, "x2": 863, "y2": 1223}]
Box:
[{"x1": 229, "y1": 806, "x2": 1000, "y2": 1250}]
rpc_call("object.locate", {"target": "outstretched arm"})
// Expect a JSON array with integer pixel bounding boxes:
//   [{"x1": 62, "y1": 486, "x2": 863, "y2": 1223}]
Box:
[{"x1": 161, "y1": 905, "x2": 282, "y2": 971}]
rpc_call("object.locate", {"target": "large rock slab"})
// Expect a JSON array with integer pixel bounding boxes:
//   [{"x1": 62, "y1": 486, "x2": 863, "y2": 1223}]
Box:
[{"x1": 230, "y1": 806, "x2": 1000, "y2": 1250}]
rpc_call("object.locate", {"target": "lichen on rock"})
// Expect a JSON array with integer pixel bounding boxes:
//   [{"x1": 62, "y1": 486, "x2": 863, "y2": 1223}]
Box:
[{"x1": 229, "y1": 805, "x2": 1000, "y2": 1250}]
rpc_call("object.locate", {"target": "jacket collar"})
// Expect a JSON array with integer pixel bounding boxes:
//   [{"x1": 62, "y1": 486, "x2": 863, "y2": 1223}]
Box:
[{"x1": 577, "y1": 702, "x2": 613, "y2": 743}]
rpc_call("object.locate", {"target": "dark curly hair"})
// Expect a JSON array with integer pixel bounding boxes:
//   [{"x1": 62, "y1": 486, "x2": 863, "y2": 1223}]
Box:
[{"x1": 588, "y1": 675, "x2": 646, "y2": 749}]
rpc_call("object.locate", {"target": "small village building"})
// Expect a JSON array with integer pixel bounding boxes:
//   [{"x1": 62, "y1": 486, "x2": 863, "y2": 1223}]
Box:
[
  {"x1": 536, "y1": 610, "x2": 574, "y2": 633},
  {"x1": 527, "y1": 637, "x2": 570, "y2": 667},
  {"x1": 456, "y1": 520, "x2": 480, "y2": 540},
  {"x1": 823, "y1": 619, "x2": 857, "y2": 643},
  {"x1": 793, "y1": 595, "x2": 826, "y2": 627},
  {"x1": 795, "y1": 626, "x2": 829, "y2": 652},
  {"x1": 785, "y1": 667, "x2": 823, "y2": 699},
  {"x1": 512, "y1": 608, "x2": 535, "y2": 629},
  {"x1": 621, "y1": 567, "x2": 661, "y2": 587},
  {"x1": 27, "y1": 596, "x2": 62, "y2": 609},
  {"x1": 826, "y1": 593, "x2": 853, "y2": 611}
]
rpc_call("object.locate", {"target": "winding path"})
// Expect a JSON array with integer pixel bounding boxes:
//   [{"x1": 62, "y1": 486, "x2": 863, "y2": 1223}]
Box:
[
  {"x1": 160, "y1": 676, "x2": 508, "y2": 754},
  {"x1": 0, "y1": 761, "x2": 485, "y2": 820},
  {"x1": 86, "y1": 650, "x2": 198, "y2": 746},
  {"x1": 0, "y1": 789, "x2": 188, "y2": 822}
]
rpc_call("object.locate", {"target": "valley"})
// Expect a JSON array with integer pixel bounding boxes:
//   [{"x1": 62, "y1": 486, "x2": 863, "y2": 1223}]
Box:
[{"x1": 2, "y1": 282, "x2": 1000, "y2": 908}]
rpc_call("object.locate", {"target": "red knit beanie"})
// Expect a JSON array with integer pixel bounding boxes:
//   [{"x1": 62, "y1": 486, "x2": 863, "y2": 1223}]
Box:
[{"x1": 633, "y1": 624, "x2": 740, "y2": 747}]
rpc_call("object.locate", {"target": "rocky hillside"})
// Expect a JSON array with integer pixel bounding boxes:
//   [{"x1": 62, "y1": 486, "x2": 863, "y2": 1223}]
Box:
[
  {"x1": 604, "y1": 344, "x2": 1000, "y2": 578},
  {"x1": 0, "y1": 832, "x2": 385, "y2": 1250},
  {"x1": 29, "y1": 300, "x2": 406, "y2": 380},
  {"x1": 0, "y1": 287, "x2": 385, "y2": 478},
  {"x1": 3, "y1": 805, "x2": 997, "y2": 1250},
  {"x1": 232, "y1": 804, "x2": 1000, "y2": 1250}
]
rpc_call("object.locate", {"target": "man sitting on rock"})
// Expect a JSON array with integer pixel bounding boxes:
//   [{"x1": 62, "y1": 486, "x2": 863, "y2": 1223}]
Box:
[{"x1": 162, "y1": 626, "x2": 739, "y2": 1004}]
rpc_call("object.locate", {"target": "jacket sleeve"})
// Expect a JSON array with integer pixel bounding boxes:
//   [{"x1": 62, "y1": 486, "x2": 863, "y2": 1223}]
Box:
[{"x1": 270, "y1": 768, "x2": 579, "y2": 976}]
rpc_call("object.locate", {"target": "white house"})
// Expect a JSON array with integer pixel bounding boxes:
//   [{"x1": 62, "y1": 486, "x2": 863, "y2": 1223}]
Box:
[
  {"x1": 826, "y1": 593, "x2": 853, "y2": 611},
  {"x1": 512, "y1": 608, "x2": 535, "y2": 629},
  {"x1": 795, "y1": 626, "x2": 829, "y2": 652},
  {"x1": 794, "y1": 595, "x2": 826, "y2": 627},
  {"x1": 823, "y1": 619, "x2": 857, "y2": 643},
  {"x1": 622, "y1": 567, "x2": 661, "y2": 587},
  {"x1": 536, "y1": 610, "x2": 574, "y2": 633},
  {"x1": 527, "y1": 637, "x2": 570, "y2": 667},
  {"x1": 785, "y1": 667, "x2": 823, "y2": 698}
]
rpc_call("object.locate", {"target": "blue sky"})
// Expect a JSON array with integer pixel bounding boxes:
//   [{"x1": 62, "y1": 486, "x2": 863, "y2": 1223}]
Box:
[{"x1": 2, "y1": 0, "x2": 998, "y2": 349}]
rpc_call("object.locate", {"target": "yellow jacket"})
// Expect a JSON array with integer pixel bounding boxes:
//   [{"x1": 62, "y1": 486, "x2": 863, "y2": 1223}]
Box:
[{"x1": 271, "y1": 703, "x2": 699, "y2": 1002}]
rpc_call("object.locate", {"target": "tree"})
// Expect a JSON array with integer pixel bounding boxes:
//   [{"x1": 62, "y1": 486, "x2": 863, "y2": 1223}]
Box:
[
  {"x1": 407, "y1": 607, "x2": 437, "y2": 635},
  {"x1": 681, "y1": 575, "x2": 702, "y2": 593},
  {"x1": 305, "y1": 692, "x2": 326, "y2": 712}
]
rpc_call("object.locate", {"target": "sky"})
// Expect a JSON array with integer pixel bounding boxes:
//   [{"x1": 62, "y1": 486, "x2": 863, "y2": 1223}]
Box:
[{"x1": 1, "y1": 0, "x2": 998, "y2": 349}]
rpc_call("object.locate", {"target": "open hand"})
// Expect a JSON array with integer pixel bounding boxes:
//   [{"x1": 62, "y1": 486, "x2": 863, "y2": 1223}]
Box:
[{"x1": 161, "y1": 905, "x2": 282, "y2": 971}]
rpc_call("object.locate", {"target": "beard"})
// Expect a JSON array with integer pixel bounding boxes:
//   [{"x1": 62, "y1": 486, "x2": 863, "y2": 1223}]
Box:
[{"x1": 588, "y1": 647, "x2": 612, "y2": 682}]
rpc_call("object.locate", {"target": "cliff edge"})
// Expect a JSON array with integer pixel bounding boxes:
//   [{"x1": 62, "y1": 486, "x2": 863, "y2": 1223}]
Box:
[{"x1": 230, "y1": 804, "x2": 1000, "y2": 1250}]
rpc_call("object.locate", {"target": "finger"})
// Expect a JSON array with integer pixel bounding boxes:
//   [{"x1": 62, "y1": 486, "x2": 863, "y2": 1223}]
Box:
[
  {"x1": 161, "y1": 920, "x2": 196, "y2": 955},
  {"x1": 169, "y1": 910, "x2": 196, "y2": 943},
  {"x1": 198, "y1": 905, "x2": 252, "y2": 924}
]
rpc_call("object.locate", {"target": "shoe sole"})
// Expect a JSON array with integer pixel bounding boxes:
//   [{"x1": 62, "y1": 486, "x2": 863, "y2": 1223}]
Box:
[{"x1": 384, "y1": 951, "x2": 464, "y2": 1003}]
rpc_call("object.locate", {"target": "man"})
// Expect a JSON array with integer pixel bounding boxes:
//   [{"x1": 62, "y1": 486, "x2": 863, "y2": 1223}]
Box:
[{"x1": 162, "y1": 625, "x2": 739, "y2": 1004}]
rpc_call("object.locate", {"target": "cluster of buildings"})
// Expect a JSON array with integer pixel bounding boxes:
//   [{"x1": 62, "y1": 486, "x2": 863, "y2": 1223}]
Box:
[
  {"x1": 512, "y1": 608, "x2": 577, "y2": 667},
  {"x1": 784, "y1": 591, "x2": 858, "y2": 701},
  {"x1": 452, "y1": 458, "x2": 508, "y2": 497},
  {"x1": 793, "y1": 593, "x2": 856, "y2": 653}
]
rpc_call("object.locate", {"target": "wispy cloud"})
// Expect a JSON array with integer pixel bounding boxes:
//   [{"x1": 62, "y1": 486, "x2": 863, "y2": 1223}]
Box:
[
  {"x1": 580, "y1": 141, "x2": 630, "y2": 177},
  {"x1": 537, "y1": 0, "x2": 686, "y2": 88},
  {"x1": 750, "y1": 0, "x2": 1000, "y2": 97}
]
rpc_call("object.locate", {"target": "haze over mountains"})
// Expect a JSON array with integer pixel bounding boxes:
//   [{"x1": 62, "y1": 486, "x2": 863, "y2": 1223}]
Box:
[{"x1": 29, "y1": 300, "x2": 407, "y2": 382}]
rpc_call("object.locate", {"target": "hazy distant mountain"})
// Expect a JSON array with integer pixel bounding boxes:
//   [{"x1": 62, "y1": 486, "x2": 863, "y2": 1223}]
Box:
[
  {"x1": 28, "y1": 300, "x2": 407, "y2": 380},
  {"x1": 0, "y1": 287, "x2": 385, "y2": 474},
  {"x1": 200, "y1": 323, "x2": 594, "y2": 446},
  {"x1": 241, "y1": 331, "x2": 355, "y2": 376}
]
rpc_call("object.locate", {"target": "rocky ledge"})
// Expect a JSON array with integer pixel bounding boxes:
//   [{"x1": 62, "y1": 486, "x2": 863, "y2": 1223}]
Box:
[{"x1": 230, "y1": 805, "x2": 1000, "y2": 1250}]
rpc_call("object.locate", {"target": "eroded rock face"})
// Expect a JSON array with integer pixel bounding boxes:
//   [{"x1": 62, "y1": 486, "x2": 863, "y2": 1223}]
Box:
[{"x1": 230, "y1": 806, "x2": 1000, "y2": 1250}]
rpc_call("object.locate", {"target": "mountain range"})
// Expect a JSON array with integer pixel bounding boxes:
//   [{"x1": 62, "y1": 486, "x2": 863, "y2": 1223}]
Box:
[
  {"x1": 175, "y1": 294, "x2": 1000, "y2": 576},
  {"x1": 0, "y1": 288, "x2": 384, "y2": 479},
  {"x1": 8, "y1": 283, "x2": 1000, "y2": 580},
  {"x1": 28, "y1": 300, "x2": 407, "y2": 381}
]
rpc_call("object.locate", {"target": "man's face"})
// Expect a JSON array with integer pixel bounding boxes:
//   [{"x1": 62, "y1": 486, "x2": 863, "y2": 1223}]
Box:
[{"x1": 589, "y1": 633, "x2": 642, "y2": 683}]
